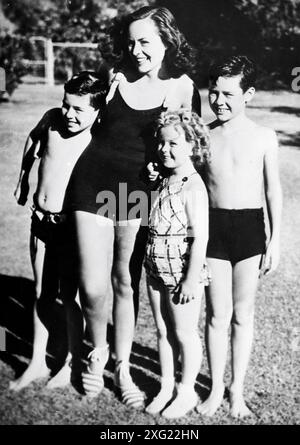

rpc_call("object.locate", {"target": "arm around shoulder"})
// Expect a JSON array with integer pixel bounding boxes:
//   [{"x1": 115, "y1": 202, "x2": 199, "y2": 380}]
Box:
[
  {"x1": 14, "y1": 109, "x2": 55, "y2": 205},
  {"x1": 14, "y1": 133, "x2": 38, "y2": 205}
]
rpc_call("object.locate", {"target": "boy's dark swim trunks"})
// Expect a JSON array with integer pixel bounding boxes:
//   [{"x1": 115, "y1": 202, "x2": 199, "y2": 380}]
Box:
[
  {"x1": 206, "y1": 208, "x2": 266, "y2": 265},
  {"x1": 31, "y1": 208, "x2": 70, "y2": 246}
]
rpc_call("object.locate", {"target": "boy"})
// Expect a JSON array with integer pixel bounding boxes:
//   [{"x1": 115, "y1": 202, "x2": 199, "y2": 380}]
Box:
[
  {"x1": 10, "y1": 71, "x2": 108, "y2": 391},
  {"x1": 197, "y1": 56, "x2": 282, "y2": 417}
]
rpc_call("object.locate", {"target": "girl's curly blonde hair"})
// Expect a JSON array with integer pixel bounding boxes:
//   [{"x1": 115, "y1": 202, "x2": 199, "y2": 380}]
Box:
[{"x1": 155, "y1": 109, "x2": 210, "y2": 170}]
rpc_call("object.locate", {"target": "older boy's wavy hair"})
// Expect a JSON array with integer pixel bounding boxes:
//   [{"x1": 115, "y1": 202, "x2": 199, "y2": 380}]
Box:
[
  {"x1": 64, "y1": 71, "x2": 109, "y2": 110},
  {"x1": 101, "y1": 6, "x2": 196, "y2": 78},
  {"x1": 155, "y1": 110, "x2": 211, "y2": 169},
  {"x1": 209, "y1": 55, "x2": 257, "y2": 92}
]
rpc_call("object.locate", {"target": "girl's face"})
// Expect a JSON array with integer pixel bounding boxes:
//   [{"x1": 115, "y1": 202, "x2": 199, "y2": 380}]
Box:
[
  {"x1": 127, "y1": 18, "x2": 166, "y2": 74},
  {"x1": 158, "y1": 125, "x2": 193, "y2": 170}
]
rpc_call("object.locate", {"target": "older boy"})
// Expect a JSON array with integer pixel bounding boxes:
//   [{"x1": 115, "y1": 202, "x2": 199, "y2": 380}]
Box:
[
  {"x1": 197, "y1": 56, "x2": 282, "y2": 418},
  {"x1": 10, "y1": 71, "x2": 108, "y2": 391}
]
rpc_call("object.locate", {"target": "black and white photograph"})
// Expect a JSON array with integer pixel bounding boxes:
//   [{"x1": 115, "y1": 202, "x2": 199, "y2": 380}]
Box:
[{"x1": 0, "y1": 0, "x2": 299, "y2": 427}]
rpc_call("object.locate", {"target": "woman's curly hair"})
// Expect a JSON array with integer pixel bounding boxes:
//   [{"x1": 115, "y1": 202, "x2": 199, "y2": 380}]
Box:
[
  {"x1": 100, "y1": 6, "x2": 196, "y2": 78},
  {"x1": 155, "y1": 109, "x2": 211, "y2": 170}
]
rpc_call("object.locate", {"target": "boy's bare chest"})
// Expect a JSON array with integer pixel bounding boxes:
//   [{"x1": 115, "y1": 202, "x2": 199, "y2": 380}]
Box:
[
  {"x1": 44, "y1": 128, "x2": 91, "y2": 163},
  {"x1": 209, "y1": 133, "x2": 264, "y2": 172}
]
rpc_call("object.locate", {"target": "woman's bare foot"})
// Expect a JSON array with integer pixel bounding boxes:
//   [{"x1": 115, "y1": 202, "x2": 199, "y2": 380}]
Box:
[
  {"x1": 9, "y1": 361, "x2": 50, "y2": 391},
  {"x1": 229, "y1": 390, "x2": 253, "y2": 418},
  {"x1": 196, "y1": 384, "x2": 225, "y2": 417}
]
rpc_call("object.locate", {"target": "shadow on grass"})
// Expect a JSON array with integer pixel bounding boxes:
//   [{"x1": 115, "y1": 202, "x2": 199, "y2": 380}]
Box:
[
  {"x1": 270, "y1": 106, "x2": 300, "y2": 116},
  {"x1": 0, "y1": 274, "x2": 68, "y2": 379},
  {"x1": 0, "y1": 273, "x2": 211, "y2": 401},
  {"x1": 277, "y1": 130, "x2": 300, "y2": 148},
  {"x1": 248, "y1": 105, "x2": 300, "y2": 116}
]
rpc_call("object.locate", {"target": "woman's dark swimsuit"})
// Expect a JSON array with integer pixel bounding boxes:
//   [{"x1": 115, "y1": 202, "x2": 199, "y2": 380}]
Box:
[
  {"x1": 65, "y1": 85, "x2": 201, "y2": 222},
  {"x1": 65, "y1": 88, "x2": 164, "y2": 222}
]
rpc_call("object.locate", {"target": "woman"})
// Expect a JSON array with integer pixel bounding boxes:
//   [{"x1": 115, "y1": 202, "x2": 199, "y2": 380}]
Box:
[{"x1": 66, "y1": 6, "x2": 201, "y2": 408}]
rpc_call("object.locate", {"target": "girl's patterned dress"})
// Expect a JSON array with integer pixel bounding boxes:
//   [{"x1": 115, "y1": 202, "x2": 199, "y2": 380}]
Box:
[{"x1": 145, "y1": 173, "x2": 211, "y2": 289}]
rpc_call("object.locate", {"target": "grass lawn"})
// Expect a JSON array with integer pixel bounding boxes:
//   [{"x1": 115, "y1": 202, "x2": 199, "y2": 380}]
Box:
[{"x1": 0, "y1": 81, "x2": 299, "y2": 425}]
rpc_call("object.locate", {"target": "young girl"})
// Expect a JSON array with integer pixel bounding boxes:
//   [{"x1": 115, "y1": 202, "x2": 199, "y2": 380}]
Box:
[{"x1": 144, "y1": 110, "x2": 211, "y2": 419}]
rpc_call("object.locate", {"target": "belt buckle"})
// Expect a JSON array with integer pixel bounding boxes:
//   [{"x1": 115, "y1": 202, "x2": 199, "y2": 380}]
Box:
[
  {"x1": 46, "y1": 213, "x2": 62, "y2": 224},
  {"x1": 53, "y1": 214, "x2": 62, "y2": 224}
]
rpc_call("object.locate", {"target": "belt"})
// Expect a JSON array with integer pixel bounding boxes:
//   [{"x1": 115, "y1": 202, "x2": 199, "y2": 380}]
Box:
[
  {"x1": 31, "y1": 205, "x2": 67, "y2": 225},
  {"x1": 148, "y1": 232, "x2": 190, "y2": 244}
]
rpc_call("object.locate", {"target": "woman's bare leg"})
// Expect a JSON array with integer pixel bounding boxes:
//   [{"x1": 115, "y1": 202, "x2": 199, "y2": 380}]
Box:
[
  {"x1": 74, "y1": 211, "x2": 113, "y2": 396},
  {"x1": 112, "y1": 220, "x2": 145, "y2": 364},
  {"x1": 75, "y1": 211, "x2": 113, "y2": 350},
  {"x1": 112, "y1": 219, "x2": 146, "y2": 407}
]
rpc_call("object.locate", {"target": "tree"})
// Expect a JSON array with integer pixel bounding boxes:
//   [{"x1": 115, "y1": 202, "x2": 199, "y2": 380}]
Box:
[
  {"x1": 1, "y1": 0, "x2": 154, "y2": 82},
  {"x1": 158, "y1": 0, "x2": 300, "y2": 88},
  {"x1": 0, "y1": 33, "x2": 26, "y2": 98}
]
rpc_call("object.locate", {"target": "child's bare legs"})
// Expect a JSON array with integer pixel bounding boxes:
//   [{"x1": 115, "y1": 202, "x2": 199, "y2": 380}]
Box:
[
  {"x1": 162, "y1": 285, "x2": 203, "y2": 419},
  {"x1": 47, "y1": 239, "x2": 82, "y2": 388},
  {"x1": 47, "y1": 295, "x2": 83, "y2": 388},
  {"x1": 230, "y1": 255, "x2": 260, "y2": 418},
  {"x1": 112, "y1": 220, "x2": 145, "y2": 407},
  {"x1": 197, "y1": 258, "x2": 232, "y2": 416},
  {"x1": 145, "y1": 276, "x2": 178, "y2": 414},
  {"x1": 75, "y1": 211, "x2": 113, "y2": 395},
  {"x1": 9, "y1": 235, "x2": 54, "y2": 391}
]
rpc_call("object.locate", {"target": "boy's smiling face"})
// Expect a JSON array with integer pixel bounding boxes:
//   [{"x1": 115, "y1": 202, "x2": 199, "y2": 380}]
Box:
[
  {"x1": 208, "y1": 75, "x2": 254, "y2": 122},
  {"x1": 61, "y1": 93, "x2": 98, "y2": 133}
]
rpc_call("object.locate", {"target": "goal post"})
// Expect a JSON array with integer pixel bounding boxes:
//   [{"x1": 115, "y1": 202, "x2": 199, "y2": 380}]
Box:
[
  {"x1": 23, "y1": 38, "x2": 99, "y2": 86},
  {"x1": 46, "y1": 38, "x2": 55, "y2": 86}
]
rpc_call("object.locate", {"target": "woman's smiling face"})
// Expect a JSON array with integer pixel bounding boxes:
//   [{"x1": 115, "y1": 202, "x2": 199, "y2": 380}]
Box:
[{"x1": 127, "y1": 18, "x2": 166, "y2": 75}]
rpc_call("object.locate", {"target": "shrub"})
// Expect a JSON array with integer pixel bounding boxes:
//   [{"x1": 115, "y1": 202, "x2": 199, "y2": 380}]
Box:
[{"x1": 0, "y1": 33, "x2": 27, "y2": 97}]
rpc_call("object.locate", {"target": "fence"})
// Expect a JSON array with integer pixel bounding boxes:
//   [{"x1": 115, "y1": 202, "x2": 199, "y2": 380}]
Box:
[{"x1": 22, "y1": 37, "x2": 98, "y2": 86}]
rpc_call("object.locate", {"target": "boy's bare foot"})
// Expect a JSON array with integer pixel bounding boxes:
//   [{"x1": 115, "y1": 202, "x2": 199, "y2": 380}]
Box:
[
  {"x1": 9, "y1": 362, "x2": 50, "y2": 391},
  {"x1": 229, "y1": 391, "x2": 252, "y2": 418},
  {"x1": 46, "y1": 361, "x2": 71, "y2": 389},
  {"x1": 196, "y1": 384, "x2": 225, "y2": 417}
]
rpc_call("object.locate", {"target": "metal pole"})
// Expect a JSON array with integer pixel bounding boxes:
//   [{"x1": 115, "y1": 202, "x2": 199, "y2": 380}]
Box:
[
  {"x1": 0, "y1": 67, "x2": 6, "y2": 92},
  {"x1": 45, "y1": 38, "x2": 54, "y2": 86}
]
